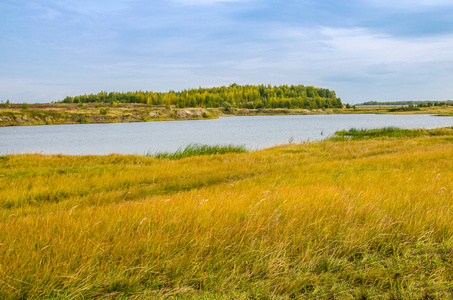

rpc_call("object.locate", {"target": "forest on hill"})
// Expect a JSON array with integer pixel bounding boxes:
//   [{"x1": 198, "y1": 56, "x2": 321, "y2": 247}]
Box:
[{"x1": 60, "y1": 84, "x2": 342, "y2": 110}]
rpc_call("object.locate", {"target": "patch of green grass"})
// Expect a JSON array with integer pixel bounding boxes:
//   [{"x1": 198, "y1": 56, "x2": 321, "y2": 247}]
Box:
[
  {"x1": 434, "y1": 113, "x2": 453, "y2": 117},
  {"x1": 149, "y1": 143, "x2": 248, "y2": 160},
  {"x1": 388, "y1": 106, "x2": 421, "y2": 112},
  {"x1": 330, "y1": 126, "x2": 453, "y2": 140}
]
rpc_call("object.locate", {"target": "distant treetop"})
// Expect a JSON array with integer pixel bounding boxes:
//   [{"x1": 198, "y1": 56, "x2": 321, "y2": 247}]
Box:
[
  {"x1": 60, "y1": 84, "x2": 342, "y2": 110},
  {"x1": 357, "y1": 100, "x2": 453, "y2": 106}
]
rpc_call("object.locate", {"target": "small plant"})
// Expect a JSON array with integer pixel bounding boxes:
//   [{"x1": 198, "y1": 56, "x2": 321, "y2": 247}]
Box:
[
  {"x1": 77, "y1": 115, "x2": 88, "y2": 123},
  {"x1": 22, "y1": 103, "x2": 29, "y2": 109},
  {"x1": 2, "y1": 100, "x2": 11, "y2": 107},
  {"x1": 100, "y1": 108, "x2": 109, "y2": 115}
]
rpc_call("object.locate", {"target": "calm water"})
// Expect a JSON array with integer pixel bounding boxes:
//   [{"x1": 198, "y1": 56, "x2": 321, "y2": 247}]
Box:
[{"x1": 0, "y1": 114, "x2": 451, "y2": 155}]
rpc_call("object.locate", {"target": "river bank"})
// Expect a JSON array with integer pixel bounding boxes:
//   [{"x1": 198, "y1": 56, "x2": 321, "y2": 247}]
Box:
[{"x1": 0, "y1": 103, "x2": 452, "y2": 126}]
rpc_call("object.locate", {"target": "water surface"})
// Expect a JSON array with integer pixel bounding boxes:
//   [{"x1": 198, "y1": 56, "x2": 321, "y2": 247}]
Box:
[{"x1": 0, "y1": 114, "x2": 451, "y2": 155}]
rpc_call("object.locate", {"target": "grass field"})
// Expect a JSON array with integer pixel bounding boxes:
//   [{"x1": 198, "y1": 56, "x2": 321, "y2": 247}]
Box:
[{"x1": 1, "y1": 128, "x2": 453, "y2": 299}]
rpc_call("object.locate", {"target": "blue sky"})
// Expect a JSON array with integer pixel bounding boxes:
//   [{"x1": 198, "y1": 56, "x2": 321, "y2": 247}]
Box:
[{"x1": 1, "y1": 0, "x2": 453, "y2": 103}]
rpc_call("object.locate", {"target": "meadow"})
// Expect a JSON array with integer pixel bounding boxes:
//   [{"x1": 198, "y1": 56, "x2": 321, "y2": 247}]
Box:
[{"x1": 1, "y1": 128, "x2": 453, "y2": 299}]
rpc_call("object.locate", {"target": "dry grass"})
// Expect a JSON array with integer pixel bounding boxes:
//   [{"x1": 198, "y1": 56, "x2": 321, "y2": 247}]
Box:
[
  {"x1": 1, "y1": 128, "x2": 453, "y2": 299},
  {"x1": 349, "y1": 105, "x2": 453, "y2": 115}
]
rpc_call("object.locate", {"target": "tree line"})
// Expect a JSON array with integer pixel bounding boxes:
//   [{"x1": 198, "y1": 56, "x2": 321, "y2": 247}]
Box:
[
  {"x1": 60, "y1": 84, "x2": 343, "y2": 109},
  {"x1": 358, "y1": 100, "x2": 453, "y2": 107}
]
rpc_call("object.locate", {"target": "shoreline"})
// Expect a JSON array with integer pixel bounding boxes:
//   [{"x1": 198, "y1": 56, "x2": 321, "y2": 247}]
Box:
[{"x1": 0, "y1": 103, "x2": 452, "y2": 127}]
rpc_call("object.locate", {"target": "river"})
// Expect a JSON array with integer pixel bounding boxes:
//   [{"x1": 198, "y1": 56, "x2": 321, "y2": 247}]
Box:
[{"x1": 0, "y1": 114, "x2": 451, "y2": 155}]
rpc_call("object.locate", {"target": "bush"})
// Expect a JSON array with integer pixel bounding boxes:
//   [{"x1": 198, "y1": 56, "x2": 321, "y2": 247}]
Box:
[
  {"x1": 221, "y1": 101, "x2": 233, "y2": 111},
  {"x1": 388, "y1": 106, "x2": 421, "y2": 112}
]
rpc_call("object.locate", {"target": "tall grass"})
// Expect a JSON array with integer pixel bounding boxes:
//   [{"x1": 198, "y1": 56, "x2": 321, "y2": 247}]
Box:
[
  {"x1": 330, "y1": 126, "x2": 453, "y2": 140},
  {"x1": 1, "y1": 129, "x2": 453, "y2": 299},
  {"x1": 149, "y1": 143, "x2": 248, "y2": 160}
]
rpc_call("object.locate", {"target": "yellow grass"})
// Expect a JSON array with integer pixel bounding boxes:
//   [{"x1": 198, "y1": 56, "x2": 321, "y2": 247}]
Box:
[{"x1": 1, "y1": 128, "x2": 453, "y2": 299}]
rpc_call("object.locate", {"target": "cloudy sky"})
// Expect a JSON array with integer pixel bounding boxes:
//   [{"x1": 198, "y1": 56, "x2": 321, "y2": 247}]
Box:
[{"x1": 1, "y1": 0, "x2": 453, "y2": 103}]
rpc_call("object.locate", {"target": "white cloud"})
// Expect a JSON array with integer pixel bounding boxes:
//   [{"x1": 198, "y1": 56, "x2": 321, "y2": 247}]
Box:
[
  {"x1": 365, "y1": 0, "x2": 453, "y2": 10},
  {"x1": 320, "y1": 27, "x2": 453, "y2": 65},
  {"x1": 26, "y1": 3, "x2": 62, "y2": 20},
  {"x1": 316, "y1": 27, "x2": 453, "y2": 101},
  {"x1": 172, "y1": 0, "x2": 248, "y2": 5},
  {"x1": 47, "y1": 0, "x2": 129, "y2": 17},
  {"x1": 235, "y1": 25, "x2": 453, "y2": 102}
]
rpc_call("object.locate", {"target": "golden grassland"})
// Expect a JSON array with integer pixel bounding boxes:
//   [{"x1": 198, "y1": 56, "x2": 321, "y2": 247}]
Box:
[
  {"x1": 1, "y1": 103, "x2": 451, "y2": 126},
  {"x1": 1, "y1": 128, "x2": 453, "y2": 299}
]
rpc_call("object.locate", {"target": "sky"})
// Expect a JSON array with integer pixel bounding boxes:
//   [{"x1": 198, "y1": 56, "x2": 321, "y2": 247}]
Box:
[{"x1": 1, "y1": 0, "x2": 453, "y2": 104}]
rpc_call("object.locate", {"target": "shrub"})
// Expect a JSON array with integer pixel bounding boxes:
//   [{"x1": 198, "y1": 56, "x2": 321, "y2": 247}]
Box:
[{"x1": 221, "y1": 101, "x2": 233, "y2": 111}]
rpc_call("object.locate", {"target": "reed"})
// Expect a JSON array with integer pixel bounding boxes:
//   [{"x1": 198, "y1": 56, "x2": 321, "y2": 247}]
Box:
[
  {"x1": 331, "y1": 126, "x2": 453, "y2": 140},
  {"x1": 149, "y1": 143, "x2": 248, "y2": 160},
  {"x1": 0, "y1": 128, "x2": 452, "y2": 299}
]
